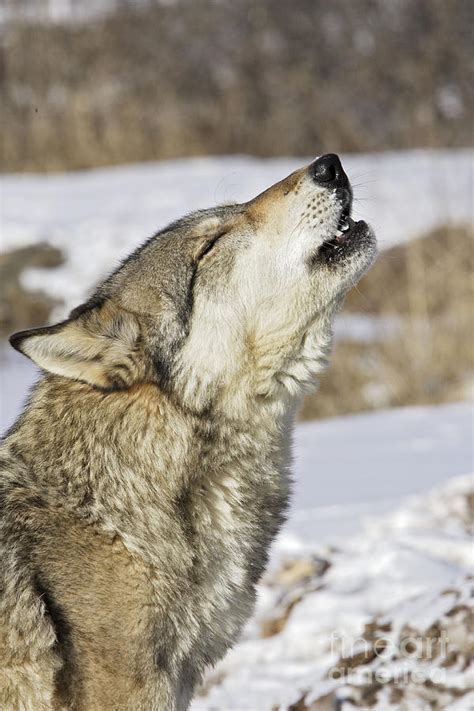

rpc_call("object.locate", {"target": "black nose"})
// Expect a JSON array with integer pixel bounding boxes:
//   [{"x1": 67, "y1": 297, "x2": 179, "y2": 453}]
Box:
[{"x1": 310, "y1": 153, "x2": 348, "y2": 189}]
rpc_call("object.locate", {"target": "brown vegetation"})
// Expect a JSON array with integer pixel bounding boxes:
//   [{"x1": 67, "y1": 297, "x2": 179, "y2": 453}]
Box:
[
  {"x1": 0, "y1": 243, "x2": 64, "y2": 339},
  {"x1": 300, "y1": 224, "x2": 474, "y2": 420},
  {"x1": 1, "y1": 0, "x2": 472, "y2": 172}
]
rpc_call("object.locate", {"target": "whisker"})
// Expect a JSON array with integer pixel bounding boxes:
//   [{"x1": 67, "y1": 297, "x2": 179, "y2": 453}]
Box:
[
  {"x1": 285, "y1": 213, "x2": 308, "y2": 250},
  {"x1": 351, "y1": 179, "x2": 379, "y2": 189},
  {"x1": 347, "y1": 170, "x2": 377, "y2": 181}
]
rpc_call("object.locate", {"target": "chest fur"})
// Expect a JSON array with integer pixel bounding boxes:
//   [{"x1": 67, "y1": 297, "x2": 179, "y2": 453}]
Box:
[
  {"x1": 164, "y1": 438, "x2": 290, "y2": 667},
  {"x1": 93, "y1": 421, "x2": 290, "y2": 660}
]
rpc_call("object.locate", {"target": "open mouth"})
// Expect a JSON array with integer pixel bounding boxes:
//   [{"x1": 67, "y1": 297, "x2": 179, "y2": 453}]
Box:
[
  {"x1": 337, "y1": 207, "x2": 353, "y2": 235},
  {"x1": 308, "y1": 154, "x2": 376, "y2": 268},
  {"x1": 318, "y1": 210, "x2": 369, "y2": 265}
]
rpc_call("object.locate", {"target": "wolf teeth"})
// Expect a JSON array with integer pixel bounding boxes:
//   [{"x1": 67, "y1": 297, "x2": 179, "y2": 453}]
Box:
[{"x1": 338, "y1": 216, "x2": 355, "y2": 232}]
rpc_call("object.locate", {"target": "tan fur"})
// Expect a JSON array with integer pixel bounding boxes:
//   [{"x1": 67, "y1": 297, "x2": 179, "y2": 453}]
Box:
[{"x1": 0, "y1": 157, "x2": 376, "y2": 709}]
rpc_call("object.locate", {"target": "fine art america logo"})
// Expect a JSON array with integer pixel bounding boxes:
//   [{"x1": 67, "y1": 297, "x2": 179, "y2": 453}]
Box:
[{"x1": 328, "y1": 630, "x2": 450, "y2": 686}]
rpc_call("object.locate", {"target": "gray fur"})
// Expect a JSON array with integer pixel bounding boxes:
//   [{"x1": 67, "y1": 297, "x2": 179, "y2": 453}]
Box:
[{"x1": 0, "y1": 160, "x2": 376, "y2": 709}]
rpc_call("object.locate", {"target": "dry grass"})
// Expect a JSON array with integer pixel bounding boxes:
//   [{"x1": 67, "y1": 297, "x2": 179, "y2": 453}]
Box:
[
  {"x1": 300, "y1": 224, "x2": 473, "y2": 420},
  {"x1": 1, "y1": 0, "x2": 472, "y2": 172},
  {"x1": 0, "y1": 244, "x2": 64, "y2": 339}
]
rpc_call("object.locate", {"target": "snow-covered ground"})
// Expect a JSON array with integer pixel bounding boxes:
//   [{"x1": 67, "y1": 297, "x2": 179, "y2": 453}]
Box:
[
  {"x1": 1, "y1": 150, "x2": 472, "y2": 318},
  {"x1": 189, "y1": 403, "x2": 473, "y2": 710},
  {"x1": 1, "y1": 151, "x2": 473, "y2": 708},
  {"x1": 288, "y1": 401, "x2": 473, "y2": 543},
  {"x1": 192, "y1": 468, "x2": 473, "y2": 711}
]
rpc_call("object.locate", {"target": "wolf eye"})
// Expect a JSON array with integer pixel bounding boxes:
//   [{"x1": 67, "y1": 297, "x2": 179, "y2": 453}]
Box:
[{"x1": 197, "y1": 231, "x2": 226, "y2": 261}]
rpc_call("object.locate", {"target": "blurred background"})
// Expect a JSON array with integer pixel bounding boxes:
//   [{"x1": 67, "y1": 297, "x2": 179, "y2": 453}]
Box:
[
  {"x1": 0, "y1": 1, "x2": 473, "y2": 709},
  {"x1": 1, "y1": 0, "x2": 473, "y2": 169}
]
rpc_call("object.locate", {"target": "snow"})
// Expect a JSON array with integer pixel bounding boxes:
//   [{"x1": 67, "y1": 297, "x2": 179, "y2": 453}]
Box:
[
  {"x1": 191, "y1": 469, "x2": 473, "y2": 710},
  {"x1": 288, "y1": 401, "x2": 473, "y2": 542},
  {"x1": 1, "y1": 150, "x2": 472, "y2": 319},
  {"x1": 0, "y1": 0, "x2": 119, "y2": 26}
]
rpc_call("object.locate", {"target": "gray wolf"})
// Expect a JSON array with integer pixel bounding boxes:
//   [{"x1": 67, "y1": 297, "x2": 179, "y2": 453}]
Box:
[{"x1": 0, "y1": 154, "x2": 376, "y2": 710}]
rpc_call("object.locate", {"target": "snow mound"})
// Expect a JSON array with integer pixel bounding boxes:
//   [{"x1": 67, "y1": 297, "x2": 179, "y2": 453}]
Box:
[{"x1": 191, "y1": 475, "x2": 474, "y2": 710}]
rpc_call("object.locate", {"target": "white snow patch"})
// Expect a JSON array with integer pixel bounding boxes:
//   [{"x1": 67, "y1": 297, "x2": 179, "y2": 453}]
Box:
[{"x1": 192, "y1": 473, "x2": 473, "y2": 710}]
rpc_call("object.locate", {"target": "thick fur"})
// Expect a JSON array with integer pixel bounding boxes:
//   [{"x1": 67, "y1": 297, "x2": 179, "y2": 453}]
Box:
[{"x1": 0, "y1": 160, "x2": 376, "y2": 710}]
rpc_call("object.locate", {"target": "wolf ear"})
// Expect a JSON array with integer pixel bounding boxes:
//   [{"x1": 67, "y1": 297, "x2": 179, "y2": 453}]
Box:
[{"x1": 9, "y1": 301, "x2": 144, "y2": 390}]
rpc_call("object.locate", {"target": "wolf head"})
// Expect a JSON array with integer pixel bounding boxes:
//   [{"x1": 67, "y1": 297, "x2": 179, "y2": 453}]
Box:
[{"x1": 11, "y1": 155, "x2": 376, "y2": 414}]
